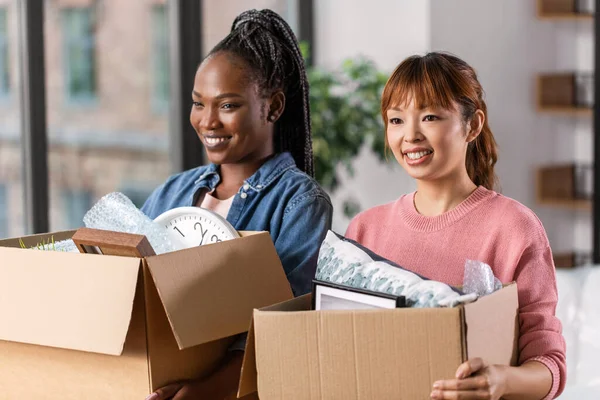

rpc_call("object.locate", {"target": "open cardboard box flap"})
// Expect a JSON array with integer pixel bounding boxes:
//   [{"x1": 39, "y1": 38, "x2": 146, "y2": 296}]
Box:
[
  {"x1": 238, "y1": 283, "x2": 519, "y2": 399},
  {"x1": 0, "y1": 230, "x2": 294, "y2": 359},
  {"x1": 146, "y1": 231, "x2": 294, "y2": 350},
  {"x1": 238, "y1": 294, "x2": 312, "y2": 398},
  {"x1": 0, "y1": 245, "x2": 141, "y2": 356}
]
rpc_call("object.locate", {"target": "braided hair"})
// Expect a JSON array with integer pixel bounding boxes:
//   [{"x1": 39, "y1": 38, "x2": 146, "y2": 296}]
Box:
[{"x1": 206, "y1": 9, "x2": 314, "y2": 177}]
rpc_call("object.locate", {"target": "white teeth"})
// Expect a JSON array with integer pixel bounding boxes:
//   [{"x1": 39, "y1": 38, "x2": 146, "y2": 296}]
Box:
[
  {"x1": 406, "y1": 150, "x2": 432, "y2": 160},
  {"x1": 205, "y1": 137, "x2": 229, "y2": 145}
]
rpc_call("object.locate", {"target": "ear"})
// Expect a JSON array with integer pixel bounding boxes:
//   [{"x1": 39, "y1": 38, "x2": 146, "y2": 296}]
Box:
[
  {"x1": 466, "y1": 109, "x2": 485, "y2": 143},
  {"x1": 266, "y1": 90, "x2": 286, "y2": 123}
]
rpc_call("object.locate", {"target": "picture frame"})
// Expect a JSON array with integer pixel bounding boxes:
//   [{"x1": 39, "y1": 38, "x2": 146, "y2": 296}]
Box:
[
  {"x1": 312, "y1": 279, "x2": 406, "y2": 311},
  {"x1": 71, "y1": 227, "x2": 156, "y2": 258}
]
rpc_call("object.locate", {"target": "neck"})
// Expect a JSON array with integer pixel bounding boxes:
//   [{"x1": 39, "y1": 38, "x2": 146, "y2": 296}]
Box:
[{"x1": 414, "y1": 173, "x2": 478, "y2": 217}]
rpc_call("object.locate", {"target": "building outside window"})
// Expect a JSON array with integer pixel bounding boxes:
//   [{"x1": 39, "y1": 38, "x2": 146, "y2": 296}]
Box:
[{"x1": 63, "y1": 7, "x2": 96, "y2": 102}]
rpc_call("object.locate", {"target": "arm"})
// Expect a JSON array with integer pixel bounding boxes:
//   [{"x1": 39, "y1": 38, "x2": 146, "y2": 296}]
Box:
[
  {"x1": 432, "y1": 246, "x2": 566, "y2": 400},
  {"x1": 275, "y1": 193, "x2": 333, "y2": 296},
  {"x1": 503, "y1": 360, "x2": 553, "y2": 399},
  {"x1": 431, "y1": 358, "x2": 552, "y2": 400},
  {"x1": 512, "y1": 246, "x2": 566, "y2": 398},
  {"x1": 147, "y1": 351, "x2": 244, "y2": 400}
]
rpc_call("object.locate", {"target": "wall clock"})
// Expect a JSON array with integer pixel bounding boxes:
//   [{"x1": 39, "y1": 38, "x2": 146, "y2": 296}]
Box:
[{"x1": 153, "y1": 206, "x2": 239, "y2": 249}]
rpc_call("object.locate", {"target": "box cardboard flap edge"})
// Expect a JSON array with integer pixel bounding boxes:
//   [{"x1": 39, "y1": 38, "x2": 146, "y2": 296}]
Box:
[
  {"x1": 237, "y1": 294, "x2": 312, "y2": 398},
  {"x1": 237, "y1": 284, "x2": 520, "y2": 398},
  {"x1": 464, "y1": 282, "x2": 519, "y2": 366},
  {"x1": 145, "y1": 231, "x2": 294, "y2": 351},
  {"x1": 0, "y1": 239, "x2": 141, "y2": 356}
]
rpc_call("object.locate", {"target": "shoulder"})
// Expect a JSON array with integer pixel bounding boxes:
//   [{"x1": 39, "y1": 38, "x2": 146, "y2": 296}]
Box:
[
  {"x1": 487, "y1": 193, "x2": 545, "y2": 230},
  {"x1": 483, "y1": 191, "x2": 550, "y2": 249},
  {"x1": 352, "y1": 200, "x2": 396, "y2": 224},
  {"x1": 278, "y1": 167, "x2": 332, "y2": 213},
  {"x1": 346, "y1": 199, "x2": 398, "y2": 238}
]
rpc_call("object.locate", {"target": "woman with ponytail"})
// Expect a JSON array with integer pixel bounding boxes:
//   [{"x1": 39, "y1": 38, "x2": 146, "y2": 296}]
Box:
[
  {"x1": 142, "y1": 9, "x2": 332, "y2": 399},
  {"x1": 346, "y1": 53, "x2": 566, "y2": 400}
]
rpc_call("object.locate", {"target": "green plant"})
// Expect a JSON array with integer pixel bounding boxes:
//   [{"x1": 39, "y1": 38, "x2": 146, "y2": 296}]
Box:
[
  {"x1": 19, "y1": 235, "x2": 63, "y2": 251},
  {"x1": 303, "y1": 44, "x2": 390, "y2": 217}
]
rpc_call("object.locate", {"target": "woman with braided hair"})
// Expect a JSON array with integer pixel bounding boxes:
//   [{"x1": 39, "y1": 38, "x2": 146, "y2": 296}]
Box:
[{"x1": 142, "y1": 9, "x2": 332, "y2": 399}]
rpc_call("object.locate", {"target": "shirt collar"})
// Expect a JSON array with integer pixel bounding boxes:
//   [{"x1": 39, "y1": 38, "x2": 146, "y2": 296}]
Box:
[{"x1": 193, "y1": 152, "x2": 297, "y2": 192}]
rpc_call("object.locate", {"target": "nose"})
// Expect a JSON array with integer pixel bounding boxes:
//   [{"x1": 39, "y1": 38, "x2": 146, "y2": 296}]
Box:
[
  {"x1": 403, "y1": 121, "x2": 423, "y2": 143},
  {"x1": 194, "y1": 106, "x2": 221, "y2": 132}
]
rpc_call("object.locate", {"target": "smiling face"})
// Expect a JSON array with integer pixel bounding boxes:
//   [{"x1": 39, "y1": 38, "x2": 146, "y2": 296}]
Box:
[
  {"x1": 385, "y1": 97, "x2": 473, "y2": 184},
  {"x1": 189, "y1": 52, "x2": 276, "y2": 165}
]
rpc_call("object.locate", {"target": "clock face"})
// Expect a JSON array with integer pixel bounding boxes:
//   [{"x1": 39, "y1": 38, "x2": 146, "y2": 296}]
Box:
[{"x1": 153, "y1": 207, "x2": 240, "y2": 250}]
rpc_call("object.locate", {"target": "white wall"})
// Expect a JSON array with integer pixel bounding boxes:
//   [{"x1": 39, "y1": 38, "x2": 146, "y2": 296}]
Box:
[
  {"x1": 314, "y1": 0, "x2": 431, "y2": 232},
  {"x1": 315, "y1": 0, "x2": 592, "y2": 253},
  {"x1": 429, "y1": 0, "x2": 582, "y2": 252}
]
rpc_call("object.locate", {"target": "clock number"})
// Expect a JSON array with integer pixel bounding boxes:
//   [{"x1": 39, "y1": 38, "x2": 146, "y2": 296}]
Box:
[
  {"x1": 194, "y1": 222, "x2": 208, "y2": 245},
  {"x1": 211, "y1": 235, "x2": 222, "y2": 243},
  {"x1": 173, "y1": 226, "x2": 185, "y2": 237}
]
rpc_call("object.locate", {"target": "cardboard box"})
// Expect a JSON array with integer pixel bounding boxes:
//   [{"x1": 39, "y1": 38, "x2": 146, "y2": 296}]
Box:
[
  {"x1": 0, "y1": 229, "x2": 293, "y2": 400},
  {"x1": 238, "y1": 284, "x2": 519, "y2": 400}
]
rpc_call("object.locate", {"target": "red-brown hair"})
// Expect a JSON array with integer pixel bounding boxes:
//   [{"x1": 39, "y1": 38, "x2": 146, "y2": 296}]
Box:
[{"x1": 381, "y1": 52, "x2": 498, "y2": 190}]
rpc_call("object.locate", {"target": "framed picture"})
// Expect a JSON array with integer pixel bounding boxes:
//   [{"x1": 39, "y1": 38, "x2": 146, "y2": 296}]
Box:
[
  {"x1": 72, "y1": 227, "x2": 156, "y2": 258},
  {"x1": 312, "y1": 279, "x2": 406, "y2": 311}
]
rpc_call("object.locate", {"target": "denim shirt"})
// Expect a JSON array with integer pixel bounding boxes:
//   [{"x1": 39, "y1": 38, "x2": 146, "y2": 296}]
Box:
[{"x1": 142, "y1": 152, "x2": 333, "y2": 296}]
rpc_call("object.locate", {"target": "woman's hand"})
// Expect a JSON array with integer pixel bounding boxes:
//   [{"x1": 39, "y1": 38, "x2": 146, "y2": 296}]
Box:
[
  {"x1": 430, "y1": 358, "x2": 507, "y2": 400},
  {"x1": 145, "y1": 351, "x2": 244, "y2": 400},
  {"x1": 145, "y1": 378, "x2": 234, "y2": 400}
]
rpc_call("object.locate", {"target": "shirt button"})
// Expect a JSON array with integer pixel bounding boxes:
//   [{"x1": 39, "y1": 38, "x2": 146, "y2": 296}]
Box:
[
  {"x1": 243, "y1": 183, "x2": 250, "y2": 191},
  {"x1": 256, "y1": 184, "x2": 263, "y2": 189},
  {"x1": 240, "y1": 192, "x2": 248, "y2": 199}
]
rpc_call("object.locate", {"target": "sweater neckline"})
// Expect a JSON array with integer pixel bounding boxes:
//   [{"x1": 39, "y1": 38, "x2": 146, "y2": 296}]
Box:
[{"x1": 399, "y1": 186, "x2": 495, "y2": 232}]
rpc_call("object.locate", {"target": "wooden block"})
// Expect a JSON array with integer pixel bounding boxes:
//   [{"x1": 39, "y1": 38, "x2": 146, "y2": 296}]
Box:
[
  {"x1": 538, "y1": 74, "x2": 575, "y2": 108},
  {"x1": 538, "y1": 0, "x2": 576, "y2": 15},
  {"x1": 536, "y1": 163, "x2": 593, "y2": 202},
  {"x1": 537, "y1": 164, "x2": 576, "y2": 200},
  {"x1": 72, "y1": 227, "x2": 156, "y2": 258},
  {"x1": 553, "y1": 252, "x2": 576, "y2": 269}
]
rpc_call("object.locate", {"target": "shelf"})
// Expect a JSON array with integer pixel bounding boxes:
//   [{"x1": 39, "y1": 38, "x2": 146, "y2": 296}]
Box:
[
  {"x1": 553, "y1": 251, "x2": 593, "y2": 268},
  {"x1": 538, "y1": 13, "x2": 594, "y2": 21},
  {"x1": 537, "y1": 106, "x2": 592, "y2": 116},
  {"x1": 538, "y1": 198, "x2": 592, "y2": 211},
  {"x1": 536, "y1": 73, "x2": 594, "y2": 114},
  {"x1": 536, "y1": 164, "x2": 593, "y2": 211},
  {"x1": 537, "y1": 0, "x2": 595, "y2": 20}
]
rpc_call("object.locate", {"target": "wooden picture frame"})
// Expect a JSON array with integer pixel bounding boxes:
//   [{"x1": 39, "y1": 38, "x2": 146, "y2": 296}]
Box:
[{"x1": 72, "y1": 227, "x2": 156, "y2": 258}]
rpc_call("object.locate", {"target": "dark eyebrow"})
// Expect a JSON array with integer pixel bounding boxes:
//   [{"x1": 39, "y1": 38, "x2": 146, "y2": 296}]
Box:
[
  {"x1": 192, "y1": 91, "x2": 243, "y2": 100},
  {"x1": 387, "y1": 105, "x2": 430, "y2": 112}
]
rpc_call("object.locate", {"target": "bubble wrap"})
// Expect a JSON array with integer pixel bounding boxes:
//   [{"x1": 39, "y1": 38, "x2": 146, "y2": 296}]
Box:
[
  {"x1": 29, "y1": 238, "x2": 79, "y2": 252},
  {"x1": 83, "y1": 192, "x2": 178, "y2": 254},
  {"x1": 462, "y1": 259, "x2": 502, "y2": 297},
  {"x1": 315, "y1": 231, "x2": 477, "y2": 308},
  {"x1": 53, "y1": 239, "x2": 79, "y2": 252}
]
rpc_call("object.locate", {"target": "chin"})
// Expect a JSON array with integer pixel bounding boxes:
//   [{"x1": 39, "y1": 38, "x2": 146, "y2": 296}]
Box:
[
  {"x1": 204, "y1": 151, "x2": 230, "y2": 165},
  {"x1": 400, "y1": 165, "x2": 433, "y2": 181}
]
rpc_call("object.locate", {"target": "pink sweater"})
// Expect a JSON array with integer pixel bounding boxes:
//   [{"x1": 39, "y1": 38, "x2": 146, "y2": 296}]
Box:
[{"x1": 345, "y1": 186, "x2": 566, "y2": 399}]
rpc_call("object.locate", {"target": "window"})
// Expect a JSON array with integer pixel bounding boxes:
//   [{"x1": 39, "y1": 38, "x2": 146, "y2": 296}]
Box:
[
  {"x1": 0, "y1": 8, "x2": 10, "y2": 98},
  {"x1": 0, "y1": 184, "x2": 7, "y2": 238},
  {"x1": 63, "y1": 8, "x2": 96, "y2": 102},
  {"x1": 62, "y1": 189, "x2": 92, "y2": 229},
  {"x1": 120, "y1": 186, "x2": 153, "y2": 209},
  {"x1": 152, "y1": 5, "x2": 169, "y2": 109}
]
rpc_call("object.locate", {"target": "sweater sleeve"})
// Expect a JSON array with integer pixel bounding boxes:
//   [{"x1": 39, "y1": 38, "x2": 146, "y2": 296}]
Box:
[
  {"x1": 513, "y1": 246, "x2": 566, "y2": 399},
  {"x1": 345, "y1": 216, "x2": 361, "y2": 241}
]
